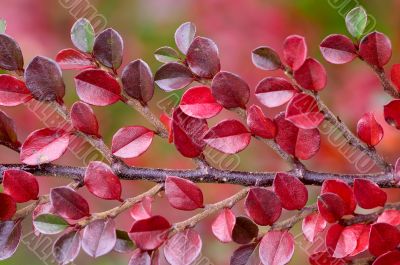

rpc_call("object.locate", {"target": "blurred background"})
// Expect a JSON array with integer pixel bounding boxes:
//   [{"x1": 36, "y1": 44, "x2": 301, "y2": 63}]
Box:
[{"x1": 1, "y1": 0, "x2": 400, "y2": 264}]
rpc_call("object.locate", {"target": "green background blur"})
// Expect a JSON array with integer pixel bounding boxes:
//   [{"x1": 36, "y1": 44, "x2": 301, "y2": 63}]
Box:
[{"x1": 1, "y1": 0, "x2": 400, "y2": 264}]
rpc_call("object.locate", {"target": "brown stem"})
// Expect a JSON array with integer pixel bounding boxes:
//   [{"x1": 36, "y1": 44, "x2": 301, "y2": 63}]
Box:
[{"x1": 368, "y1": 64, "x2": 400, "y2": 99}]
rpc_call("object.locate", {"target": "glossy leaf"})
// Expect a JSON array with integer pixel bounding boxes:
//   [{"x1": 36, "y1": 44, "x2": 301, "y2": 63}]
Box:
[
  {"x1": 154, "y1": 46, "x2": 180, "y2": 63},
  {"x1": 246, "y1": 104, "x2": 276, "y2": 139},
  {"x1": 129, "y1": 249, "x2": 151, "y2": 265},
  {"x1": 174, "y1": 22, "x2": 196, "y2": 54},
  {"x1": 377, "y1": 209, "x2": 400, "y2": 226},
  {"x1": 251, "y1": 46, "x2": 281, "y2": 70},
  {"x1": 346, "y1": 6, "x2": 367, "y2": 39},
  {"x1": 82, "y1": 218, "x2": 116, "y2": 258},
  {"x1": 274, "y1": 112, "x2": 320, "y2": 160},
  {"x1": 20, "y1": 128, "x2": 71, "y2": 165},
  {"x1": 285, "y1": 93, "x2": 324, "y2": 129},
  {"x1": 357, "y1": 112, "x2": 383, "y2": 146},
  {"x1": 93, "y1": 28, "x2": 123, "y2": 69},
  {"x1": 259, "y1": 231, "x2": 295, "y2": 265},
  {"x1": 114, "y1": 230, "x2": 135, "y2": 253},
  {"x1": 129, "y1": 215, "x2": 171, "y2": 250},
  {"x1": 130, "y1": 196, "x2": 153, "y2": 220},
  {"x1": 75, "y1": 69, "x2": 121, "y2": 106},
  {"x1": 354, "y1": 178, "x2": 387, "y2": 209},
  {"x1": 245, "y1": 188, "x2": 282, "y2": 226},
  {"x1": 0, "y1": 220, "x2": 22, "y2": 260},
  {"x1": 203, "y1": 119, "x2": 251, "y2": 154},
  {"x1": 71, "y1": 18, "x2": 95, "y2": 53},
  {"x1": 50, "y1": 186, "x2": 90, "y2": 220},
  {"x1": 231, "y1": 216, "x2": 259, "y2": 245},
  {"x1": 321, "y1": 179, "x2": 356, "y2": 215},
  {"x1": 384, "y1": 99, "x2": 400, "y2": 129},
  {"x1": 121, "y1": 59, "x2": 154, "y2": 105},
  {"x1": 283, "y1": 35, "x2": 307, "y2": 70},
  {"x1": 55, "y1": 48, "x2": 94, "y2": 70},
  {"x1": 53, "y1": 230, "x2": 81, "y2": 265},
  {"x1": 70, "y1": 101, "x2": 100, "y2": 137},
  {"x1": 33, "y1": 214, "x2": 69, "y2": 235},
  {"x1": 211, "y1": 71, "x2": 250, "y2": 109},
  {"x1": 317, "y1": 192, "x2": 346, "y2": 223},
  {"x1": 186, "y1": 36, "x2": 220, "y2": 78},
  {"x1": 0, "y1": 34, "x2": 23, "y2": 71},
  {"x1": 154, "y1": 62, "x2": 193, "y2": 91},
  {"x1": 165, "y1": 176, "x2": 204, "y2": 211},
  {"x1": 211, "y1": 208, "x2": 236, "y2": 243},
  {"x1": 390, "y1": 64, "x2": 400, "y2": 92},
  {"x1": 373, "y1": 250, "x2": 400, "y2": 265},
  {"x1": 359, "y1": 32, "x2": 392, "y2": 67},
  {"x1": 273, "y1": 172, "x2": 308, "y2": 210},
  {"x1": 0, "y1": 74, "x2": 31, "y2": 106},
  {"x1": 0, "y1": 110, "x2": 20, "y2": 151},
  {"x1": 302, "y1": 213, "x2": 327, "y2": 242},
  {"x1": 171, "y1": 107, "x2": 208, "y2": 158},
  {"x1": 325, "y1": 224, "x2": 357, "y2": 258},
  {"x1": 294, "y1": 58, "x2": 327, "y2": 91},
  {"x1": 164, "y1": 229, "x2": 202, "y2": 265},
  {"x1": 0, "y1": 194, "x2": 16, "y2": 221},
  {"x1": 111, "y1": 126, "x2": 154, "y2": 159},
  {"x1": 348, "y1": 224, "x2": 370, "y2": 257},
  {"x1": 369, "y1": 223, "x2": 400, "y2": 257},
  {"x1": 255, "y1": 77, "x2": 297, "y2": 108},
  {"x1": 25, "y1": 56, "x2": 65, "y2": 102},
  {"x1": 320, "y1": 34, "x2": 357, "y2": 64},
  {"x1": 84, "y1": 161, "x2": 122, "y2": 200},
  {"x1": 230, "y1": 243, "x2": 257, "y2": 265},
  {"x1": 180, "y1": 86, "x2": 223, "y2": 119},
  {"x1": 2, "y1": 169, "x2": 39, "y2": 203}
]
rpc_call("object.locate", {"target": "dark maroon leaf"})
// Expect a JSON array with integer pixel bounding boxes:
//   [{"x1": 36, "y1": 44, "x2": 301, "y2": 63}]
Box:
[
  {"x1": 55, "y1": 48, "x2": 95, "y2": 70},
  {"x1": 180, "y1": 86, "x2": 223, "y2": 119},
  {"x1": 154, "y1": 63, "x2": 193, "y2": 91},
  {"x1": 255, "y1": 77, "x2": 297, "y2": 108},
  {"x1": 121, "y1": 59, "x2": 154, "y2": 105},
  {"x1": 0, "y1": 75, "x2": 31, "y2": 106},
  {"x1": 251, "y1": 46, "x2": 281, "y2": 70},
  {"x1": 211, "y1": 208, "x2": 235, "y2": 243},
  {"x1": 317, "y1": 192, "x2": 346, "y2": 223},
  {"x1": 111, "y1": 126, "x2": 154, "y2": 158},
  {"x1": 373, "y1": 250, "x2": 400, "y2": 265},
  {"x1": 359, "y1": 31, "x2": 392, "y2": 67},
  {"x1": 174, "y1": 22, "x2": 196, "y2": 54},
  {"x1": 294, "y1": 58, "x2": 327, "y2": 92},
  {"x1": 203, "y1": 119, "x2": 251, "y2": 154},
  {"x1": 164, "y1": 229, "x2": 202, "y2": 265},
  {"x1": 230, "y1": 243, "x2": 257, "y2": 265},
  {"x1": 93, "y1": 28, "x2": 123, "y2": 69},
  {"x1": 232, "y1": 216, "x2": 259, "y2": 245},
  {"x1": 53, "y1": 230, "x2": 81, "y2": 265},
  {"x1": 129, "y1": 249, "x2": 151, "y2": 265},
  {"x1": 259, "y1": 231, "x2": 295, "y2": 265},
  {"x1": 0, "y1": 110, "x2": 20, "y2": 151},
  {"x1": 354, "y1": 178, "x2": 387, "y2": 209},
  {"x1": 50, "y1": 186, "x2": 90, "y2": 220},
  {"x1": 320, "y1": 34, "x2": 357, "y2": 64},
  {"x1": 0, "y1": 194, "x2": 16, "y2": 221},
  {"x1": 283, "y1": 35, "x2": 307, "y2": 70},
  {"x1": 74, "y1": 69, "x2": 121, "y2": 106},
  {"x1": 0, "y1": 220, "x2": 22, "y2": 260},
  {"x1": 211, "y1": 71, "x2": 250, "y2": 109},
  {"x1": 285, "y1": 93, "x2": 324, "y2": 129},
  {"x1": 0, "y1": 34, "x2": 23, "y2": 71},
  {"x1": 325, "y1": 224, "x2": 357, "y2": 258},
  {"x1": 369, "y1": 223, "x2": 400, "y2": 257},
  {"x1": 245, "y1": 188, "x2": 282, "y2": 226},
  {"x1": 20, "y1": 128, "x2": 71, "y2": 165},
  {"x1": 273, "y1": 172, "x2": 308, "y2": 210},
  {"x1": 82, "y1": 218, "x2": 116, "y2": 258},
  {"x1": 357, "y1": 112, "x2": 384, "y2": 146},
  {"x1": 186, "y1": 36, "x2": 220, "y2": 78},
  {"x1": 114, "y1": 230, "x2": 135, "y2": 253},
  {"x1": 129, "y1": 215, "x2": 171, "y2": 250},
  {"x1": 130, "y1": 196, "x2": 152, "y2": 220},
  {"x1": 302, "y1": 213, "x2": 327, "y2": 242},
  {"x1": 2, "y1": 169, "x2": 39, "y2": 203},
  {"x1": 165, "y1": 176, "x2": 204, "y2": 211},
  {"x1": 70, "y1": 101, "x2": 100, "y2": 137},
  {"x1": 246, "y1": 104, "x2": 276, "y2": 139},
  {"x1": 25, "y1": 56, "x2": 65, "y2": 102},
  {"x1": 321, "y1": 179, "x2": 356, "y2": 215}
]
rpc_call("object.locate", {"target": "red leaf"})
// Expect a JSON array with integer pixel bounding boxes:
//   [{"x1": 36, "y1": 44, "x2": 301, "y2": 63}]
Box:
[
  {"x1": 377, "y1": 209, "x2": 400, "y2": 226},
  {"x1": 309, "y1": 252, "x2": 346, "y2": 265},
  {"x1": 384, "y1": 99, "x2": 400, "y2": 129},
  {"x1": 372, "y1": 250, "x2": 400, "y2": 265},
  {"x1": 128, "y1": 249, "x2": 151, "y2": 265},
  {"x1": 325, "y1": 224, "x2": 357, "y2": 258},
  {"x1": 111, "y1": 126, "x2": 154, "y2": 158},
  {"x1": 130, "y1": 196, "x2": 152, "y2": 220},
  {"x1": 172, "y1": 107, "x2": 208, "y2": 158},
  {"x1": 259, "y1": 231, "x2": 295, "y2": 265},
  {"x1": 160, "y1": 113, "x2": 173, "y2": 143},
  {"x1": 354, "y1": 178, "x2": 387, "y2": 209},
  {"x1": 283, "y1": 35, "x2": 307, "y2": 70},
  {"x1": 0, "y1": 220, "x2": 22, "y2": 260},
  {"x1": 359, "y1": 31, "x2": 392, "y2": 67},
  {"x1": 20, "y1": 128, "x2": 71, "y2": 165},
  {"x1": 246, "y1": 104, "x2": 276, "y2": 139},
  {"x1": 129, "y1": 215, "x2": 171, "y2": 250},
  {"x1": 255, "y1": 77, "x2": 297, "y2": 108},
  {"x1": 74, "y1": 69, "x2": 121, "y2": 106},
  {"x1": 82, "y1": 218, "x2": 116, "y2": 258},
  {"x1": 164, "y1": 229, "x2": 202, "y2": 265},
  {"x1": 390, "y1": 64, "x2": 400, "y2": 92},
  {"x1": 230, "y1": 243, "x2": 257, "y2": 265},
  {"x1": 320, "y1": 34, "x2": 357, "y2": 64},
  {"x1": 84, "y1": 161, "x2": 122, "y2": 201},
  {"x1": 53, "y1": 230, "x2": 81, "y2": 265},
  {"x1": 50, "y1": 187, "x2": 90, "y2": 220},
  {"x1": 186, "y1": 36, "x2": 220, "y2": 78},
  {"x1": 211, "y1": 71, "x2": 250, "y2": 109},
  {"x1": 0, "y1": 34, "x2": 24, "y2": 71},
  {"x1": 317, "y1": 192, "x2": 346, "y2": 223},
  {"x1": 273, "y1": 172, "x2": 308, "y2": 210},
  {"x1": 245, "y1": 188, "x2": 282, "y2": 226},
  {"x1": 211, "y1": 208, "x2": 236, "y2": 243},
  {"x1": 2, "y1": 169, "x2": 39, "y2": 203},
  {"x1": 203, "y1": 119, "x2": 251, "y2": 154},
  {"x1": 165, "y1": 176, "x2": 203, "y2": 211},
  {"x1": 274, "y1": 112, "x2": 320, "y2": 160},
  {"x1": 0, "y1": 110, "x2": 20, "y2": 151},
  {"x1": 55, "y1": 48, "x2": 94, "y2": 70},
  {"x1": 70, "y1": 101, "x2": 100, "y2": 137},
  {"x1": 347, "y1": 224, "x2": 370, "y2": 257},
  {"x1": 174, "y1": 22, "x2": 196, "y2": 55},
  {"x1": 321, "y1": 179, "x2": 356, "y2": 215},
  {"x1": 251, "y1": 46, "x2": 282, "y2": 71},
  {"x1": 93, "y1": 28, "x2": 123, "y2": 69},
  {"x1": 0, "y1": 194, "x2": 16, "y2": 221},
  {"x1": 180, "y1": 86, "x2": 222, "y2": 119},
  {"x1": 231, "y1": 216, "x2": 259, "y2": 245},
  {"x1": 0, "y1": 75, "x2": 31, "y2": 106},
  {"x1": 369, "y1": 223, "x2": 400, "y2": 257},
  {"x1": 302, "y1": 213, "x2": 327, "y2": 242},
  {"x1": 285, "y1": 93, "x2": 324, "y2": 129},
  {"x1": 154, "y1": 63, "x2": 194, "y2": 91},
  {"x1": 294, "y1": 58, "x2": 327, "y2": 91},
  {"x1": 356, "y1": 112, "x2": 384, "y2": 146}
]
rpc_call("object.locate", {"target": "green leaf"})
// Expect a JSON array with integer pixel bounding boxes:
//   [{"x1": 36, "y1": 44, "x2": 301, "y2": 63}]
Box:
[
  {"x1": 0, "y1": 19, "x2": 6, "y2": 34},
  {"x1": 154, "y1": 46, "x2": 180, "y2": 63},
  {"x1": 346, "y1": 6, "x2": 368, "y2": 39},
  {"x1": 33, "y1": 214, "x2": 69, "y2": 235},
  {"x1": 71, "y1": 18, "x2": 95, "y2": 53}
]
